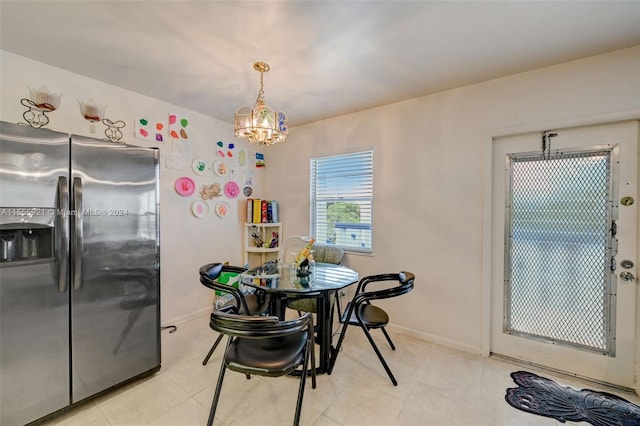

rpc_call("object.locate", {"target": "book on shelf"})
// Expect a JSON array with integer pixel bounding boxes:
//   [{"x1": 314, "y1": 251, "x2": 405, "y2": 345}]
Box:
[
  {"x1": 266, "y1": 201, "x2": 273, "y2": 223},
  {"x1": 246, "y1": 199, "x2": 279, "y2": 223},
  {"x1": 271, "y1": 200, "x2": 278, "y2": 223},
  {"x1": 252, "y1": 199, "x2": 261, "y2": 223},
  {"x1": 261, "y1": 199, "x2": 267, "y2": 223}
]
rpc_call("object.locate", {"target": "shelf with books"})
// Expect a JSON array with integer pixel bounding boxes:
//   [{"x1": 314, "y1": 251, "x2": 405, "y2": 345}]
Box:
[{"x1": 246, "y1": 198, "x2": 279, "y2": 224}]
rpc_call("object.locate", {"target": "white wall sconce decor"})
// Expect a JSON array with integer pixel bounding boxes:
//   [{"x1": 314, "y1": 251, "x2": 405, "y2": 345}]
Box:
[
  {"x1": 19, "y1": 85, "x2": 63, "y2": 128},
  {"x1": 79, "y1": 99, "x2": 126, "y2": 143},
  {"x1": 78, "y1": 98, "x2": 106, "y2": 133}
]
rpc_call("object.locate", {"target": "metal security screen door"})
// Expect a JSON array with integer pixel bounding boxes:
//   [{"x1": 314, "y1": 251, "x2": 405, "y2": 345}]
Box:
[
  {"x1": 490, "y1": 121, "x2": 637, "y2": 388},
  {"x1": 505, "y1": 149, "x2": 615, "y2": 355}
]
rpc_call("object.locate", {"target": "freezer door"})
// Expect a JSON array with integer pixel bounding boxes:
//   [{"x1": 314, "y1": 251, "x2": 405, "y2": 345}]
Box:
[
  {"x1": 70, "y1": 135, "x2": 160, "y2": 402},
  {"x1": 0, "y1": 122, "x2": 71, "y2": 425}
]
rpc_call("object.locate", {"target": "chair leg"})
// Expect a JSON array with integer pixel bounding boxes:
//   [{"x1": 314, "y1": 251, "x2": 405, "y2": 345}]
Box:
[
  {"x1": 380, "y1": 326, "x2": 396, "y2": 350},
  {"x1": 202, "y1": 334, "x2": 224, "y2": 365},
  {"x1": 207, "y1": 361, "x2": 228, "y2": 426},
  {"x1": 328, "y1": 321, "x2": 350, "y2": 374},
  {"x1": 361, "y1": 326, "x2": 398, "y2": 386},
  {"x1": 309, "y1": 333, "x2": 316, "y2": 389},
  {"x1": 294, "y1": 339, "x2": 311, "y2": 426}
]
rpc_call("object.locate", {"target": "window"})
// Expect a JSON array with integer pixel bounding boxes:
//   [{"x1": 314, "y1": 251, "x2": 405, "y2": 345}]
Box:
[{"x1": 310, "y1": 150, "x2": 373, "y2": 253}]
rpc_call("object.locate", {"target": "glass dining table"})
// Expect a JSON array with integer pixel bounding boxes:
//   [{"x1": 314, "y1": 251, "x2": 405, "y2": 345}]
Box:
[{"x1": 240, "y1": 261, "x2": 359, "y2": 374}]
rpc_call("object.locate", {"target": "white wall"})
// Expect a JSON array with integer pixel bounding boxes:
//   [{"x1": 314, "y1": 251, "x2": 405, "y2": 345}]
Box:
[
  {"x1": 0, "y1": 50, "x2": 268, "y2": 325},
  {"x1": 2, "y1": 46, "x2": 639, "y2": 364},
  {"x1": 266, "y1": 46, "x2": 640, "y2": 355}
]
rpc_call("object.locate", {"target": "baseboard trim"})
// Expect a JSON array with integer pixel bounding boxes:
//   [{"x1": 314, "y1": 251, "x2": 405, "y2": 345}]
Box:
[
  {"x1": 387, "y1": 323, "x2": 484, "y2": 356},
  {"x1": 162, "y1": 307, "x2": 210, "y2": 328}
]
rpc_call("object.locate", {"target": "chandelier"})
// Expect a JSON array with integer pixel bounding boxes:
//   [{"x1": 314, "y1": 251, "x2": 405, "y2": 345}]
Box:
[{"x1": 234, "y1": 62, "x2": 288, "y2": 146}]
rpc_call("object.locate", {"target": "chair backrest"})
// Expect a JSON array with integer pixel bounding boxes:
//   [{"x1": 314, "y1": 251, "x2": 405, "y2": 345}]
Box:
[
  {"x1": 209, "y1": 310, "x2": 313, "y2": 339},
  {"x1": 278, "y1": 236, "x2": 314, "y2": 264},
  {"x1": 353, "y1": 271, "x2": 415, "y2": 306},
  {"x1": 311, "y1": 244, "x2": 344, "y2": 265},
  {"x1": 199, "y1": 263, "x2": 249, "y2": 313}
]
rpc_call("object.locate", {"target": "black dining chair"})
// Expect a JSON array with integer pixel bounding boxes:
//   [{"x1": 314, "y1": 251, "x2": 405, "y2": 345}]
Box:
[
  {"x1": 207, "y1": 310, "x2": 316, "y2": 426},
  {"x1": 199, "y1": 263, "x2": 269, "y2": 365},
  {"x1": 328, "y1": 271, "x2": 415, "y2": 386}
]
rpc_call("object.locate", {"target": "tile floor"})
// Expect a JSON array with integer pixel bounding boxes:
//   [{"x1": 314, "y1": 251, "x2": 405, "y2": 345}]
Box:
[{"x1": 43, "y1": 312, "x2": 639, "y2": 426}]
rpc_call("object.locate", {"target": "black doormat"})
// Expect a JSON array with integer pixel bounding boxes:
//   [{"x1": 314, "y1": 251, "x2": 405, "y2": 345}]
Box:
[{"x1": 505, "y1": 371, "x2": 640, "y2": 426}]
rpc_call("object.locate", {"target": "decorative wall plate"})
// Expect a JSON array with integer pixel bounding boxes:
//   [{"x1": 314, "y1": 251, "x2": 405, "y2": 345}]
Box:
[
  {"x1": 175, "y1": 177, "x2": 195, "y2": 196},
  {"x1": 213, "y1": 160, "x2": 228, "y2": 176},
  {"x1": 224, "y1": 181, "x2": 240, "y2": 198},
  {"x1": 192, "y1": 157, "x2": 208, "y2": 175},
  {"x1": 191, "y1": 200, "x2": 209, "y2": 218},
  {"x1": 215, "y1": 201, "x2": 230, "y2": 218}
]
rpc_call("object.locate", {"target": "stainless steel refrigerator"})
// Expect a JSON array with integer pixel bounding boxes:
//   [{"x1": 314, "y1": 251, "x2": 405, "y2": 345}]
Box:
[{"x1": 0, "y1": 121, "x2": 161, "y2": 425}]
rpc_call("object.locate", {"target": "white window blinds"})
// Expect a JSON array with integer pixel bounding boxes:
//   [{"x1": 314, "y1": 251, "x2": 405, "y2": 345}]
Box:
[{"x1": 310, "y1": 150, "x2": 373, "y2": 253}]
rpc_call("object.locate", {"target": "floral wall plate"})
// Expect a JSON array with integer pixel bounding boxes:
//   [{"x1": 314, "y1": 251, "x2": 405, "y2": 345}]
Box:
[
  {"x1": 175, "y1": 177, "x2": 195, "y2": 196},
  {"x1": 215, "y1": 201, "x2": 230, "y2": 218},
  {"x1": 224, "y1": 181, "x2": 240, "y2": 198}
]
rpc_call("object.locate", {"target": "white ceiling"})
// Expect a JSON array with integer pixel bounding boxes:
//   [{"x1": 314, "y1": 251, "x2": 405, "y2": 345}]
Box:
[{"x1": 1, "y1": 1, "x2": 639, "y2": 128}]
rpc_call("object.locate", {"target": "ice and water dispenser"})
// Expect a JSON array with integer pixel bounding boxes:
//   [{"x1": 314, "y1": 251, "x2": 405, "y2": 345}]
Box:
[{"x1": 0, "y1": 208, "x2": 55, "y2": 263}]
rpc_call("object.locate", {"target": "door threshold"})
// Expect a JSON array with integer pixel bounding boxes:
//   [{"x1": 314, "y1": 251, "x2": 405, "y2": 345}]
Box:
[{"x1": 490, "y1": 353, "x2": 637, "y2": 395}]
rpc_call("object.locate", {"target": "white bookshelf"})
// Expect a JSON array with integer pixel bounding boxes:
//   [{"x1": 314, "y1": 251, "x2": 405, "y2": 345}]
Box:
[{"x1": 243, "y1": 223, "x2": 281, "y2": 267}]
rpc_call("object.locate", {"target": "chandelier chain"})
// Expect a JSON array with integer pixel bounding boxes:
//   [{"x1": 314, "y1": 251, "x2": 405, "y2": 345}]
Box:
[{"x1": 256, "y1": 70, "x2": 265, "y2": 104}]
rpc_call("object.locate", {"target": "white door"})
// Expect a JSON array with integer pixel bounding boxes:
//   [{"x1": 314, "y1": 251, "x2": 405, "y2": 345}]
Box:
[{"x1": 491, "y1": 120, "x2": 638, "y2": 388}]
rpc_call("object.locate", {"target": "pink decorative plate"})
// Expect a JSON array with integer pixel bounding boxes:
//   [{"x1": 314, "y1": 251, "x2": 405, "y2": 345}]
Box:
[
  {"x1": 224, "y1": 181, "x2": 240, "y2": 198},
  {"x1": 175, "y1": 177, "x2": 195, "y2": 196}
]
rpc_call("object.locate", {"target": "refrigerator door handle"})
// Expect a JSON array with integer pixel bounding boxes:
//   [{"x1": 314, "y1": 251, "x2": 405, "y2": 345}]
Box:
[
  {"x1": 56, "y1": 176, "x2": 70, "y2": 293},
  {"x1": 72, "y1": 177, "x2": 83, "y2": 290}
]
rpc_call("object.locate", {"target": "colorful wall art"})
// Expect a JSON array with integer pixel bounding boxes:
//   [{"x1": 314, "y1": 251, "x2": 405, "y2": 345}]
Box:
[
  {"x1": 216, "y1": 140, "x2": 235, "y2": 158},
  {"x1": 169, "y1": 113, "x2": 189, "y2": 139},
  {"x1": 135, "y1": 117, "x2": 164, "y2": 142},
  {"x1": 200, "y1": 183, "x2": 222, "y2": 200}
]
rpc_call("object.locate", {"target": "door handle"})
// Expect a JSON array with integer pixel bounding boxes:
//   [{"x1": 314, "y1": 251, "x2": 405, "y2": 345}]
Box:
[
  {"x1": 56, "y1": 176, "x2": 69, "y2": 293},
  {"x1": 72, "y1": 177, "x2": 83, "y2": 290}
]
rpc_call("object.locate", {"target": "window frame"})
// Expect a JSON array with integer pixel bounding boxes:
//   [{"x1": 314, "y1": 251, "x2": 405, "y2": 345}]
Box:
[{"x1": 310, "y1": 149, "x2": 373, "y2": 254}]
